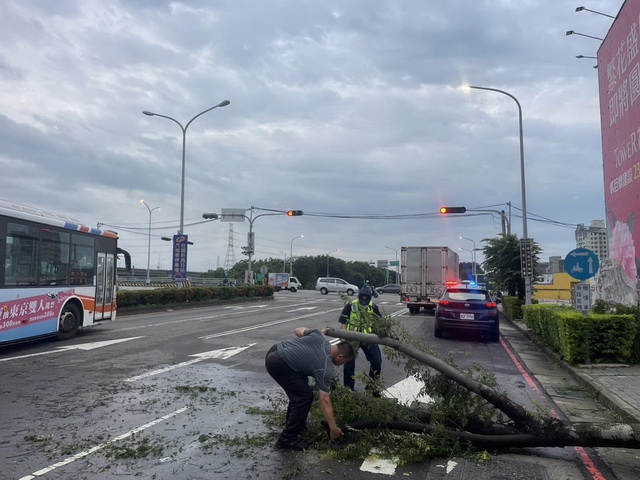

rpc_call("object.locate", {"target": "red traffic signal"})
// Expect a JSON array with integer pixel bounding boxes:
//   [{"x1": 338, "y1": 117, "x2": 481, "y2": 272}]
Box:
[
  {"x1": 286, "y1": 210, "x2": 304, "y2": 216},
  {"x1": 440, "y1": 206, "x2": 466, "y2": 214}
]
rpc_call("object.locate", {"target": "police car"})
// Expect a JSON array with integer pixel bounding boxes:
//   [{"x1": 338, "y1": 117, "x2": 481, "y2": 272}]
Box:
[{"x1": 434, "y1": 281, "x2": 499, "y2": 342}]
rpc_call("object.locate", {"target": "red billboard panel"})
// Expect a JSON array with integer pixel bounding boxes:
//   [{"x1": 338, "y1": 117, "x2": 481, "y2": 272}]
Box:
[{"x1": 598, "y1": 0, "x2": 640, "y2": 286}]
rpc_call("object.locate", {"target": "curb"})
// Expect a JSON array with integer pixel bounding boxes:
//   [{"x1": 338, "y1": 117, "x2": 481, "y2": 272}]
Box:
[{"x1": 501, "y1": 312, "x2": 640, "y2": 425}]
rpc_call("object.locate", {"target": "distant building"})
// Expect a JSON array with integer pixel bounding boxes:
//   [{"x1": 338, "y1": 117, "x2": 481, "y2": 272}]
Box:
[
  {"x1": 533, "y1": 272, "x2": 585, "y2": 304},
  {"x1": 547, "y1": 256, "x2": 564, "y2": 274},
  {"x1": 575, "y1": 220, "x2": 608, "y2": 261}
]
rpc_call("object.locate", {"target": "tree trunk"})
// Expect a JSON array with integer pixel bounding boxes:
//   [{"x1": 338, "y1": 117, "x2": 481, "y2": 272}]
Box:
[{"x1": 324, "y1": 328, "x2": 640, "y2": 449}]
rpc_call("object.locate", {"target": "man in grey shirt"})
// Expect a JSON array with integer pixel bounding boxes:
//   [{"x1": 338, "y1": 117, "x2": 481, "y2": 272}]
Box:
[{"x1": 265, "y1": 327, "x2": 355, "y2": 450}]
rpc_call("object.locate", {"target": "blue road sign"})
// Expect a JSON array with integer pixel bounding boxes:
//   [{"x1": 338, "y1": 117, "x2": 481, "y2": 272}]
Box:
[
  {"x1": 171, "y1": 234, "x2": 189, "y2": 281},
  {"x1": 565, "y1": 248, "x2": 599, "y2": 280}
]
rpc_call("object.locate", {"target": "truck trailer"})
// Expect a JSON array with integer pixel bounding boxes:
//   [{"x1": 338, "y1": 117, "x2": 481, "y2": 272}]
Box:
[{"x1": 400, "y1": 246, "x2": 459, "y2": 314}]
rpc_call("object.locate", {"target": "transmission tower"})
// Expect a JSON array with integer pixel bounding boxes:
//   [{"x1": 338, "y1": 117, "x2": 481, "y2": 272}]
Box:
[{"x1": 224, "y1": 223, "x2": 236, "y2": 272}]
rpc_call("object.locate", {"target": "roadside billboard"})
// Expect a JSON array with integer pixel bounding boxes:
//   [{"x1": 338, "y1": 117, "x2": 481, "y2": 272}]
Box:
[{"x1": 598, "y1": 0, "x2": 640, "y2": 287}]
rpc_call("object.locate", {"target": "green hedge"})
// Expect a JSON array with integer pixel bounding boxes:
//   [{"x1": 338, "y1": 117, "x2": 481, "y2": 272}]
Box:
[
  {"x1": 521, "y1": 304, "x2": 639, "y2": 364},
  {"x1": 116, "y1": 285, "x2": 274, "y2": 309},
  {"x1": 502, "y1": 296, "x2": 538, "y2": 320}
]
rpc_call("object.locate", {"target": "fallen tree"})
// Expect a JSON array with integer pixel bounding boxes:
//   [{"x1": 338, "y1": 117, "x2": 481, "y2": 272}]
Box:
[{"x1": 323, "y1": 327, "x2": 640, "y2": 450}]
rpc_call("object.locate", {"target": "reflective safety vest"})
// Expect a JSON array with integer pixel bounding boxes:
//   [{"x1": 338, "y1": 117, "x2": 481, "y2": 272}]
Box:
[{"x1": 346, "y1": 300, "x2": 374, "y2": 334}]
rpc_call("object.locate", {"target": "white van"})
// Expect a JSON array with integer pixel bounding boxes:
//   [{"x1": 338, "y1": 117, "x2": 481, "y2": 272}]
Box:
[{"x1": 315, "y1": 277, "x2": 359, "y2": 295}]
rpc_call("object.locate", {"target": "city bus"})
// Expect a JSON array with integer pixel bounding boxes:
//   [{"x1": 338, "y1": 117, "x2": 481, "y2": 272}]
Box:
[{"x1": 0, "y1": 199, "x2": 124, "y2": 346}]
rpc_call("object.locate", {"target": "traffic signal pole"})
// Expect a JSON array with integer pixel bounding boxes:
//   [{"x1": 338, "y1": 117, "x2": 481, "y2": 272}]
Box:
[
  {"x1": 440, "y1": 206, "x2": 510, "y2": 236},
  {"x1": 241, "y1": 206, "x2": 304, "y2": 284}
]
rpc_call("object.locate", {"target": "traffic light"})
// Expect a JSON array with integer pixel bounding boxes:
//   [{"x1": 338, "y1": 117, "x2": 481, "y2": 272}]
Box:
[
  {"x1": 286, "y1": 210, "x2": 304, "y2": 216},
  {"x1": 202, "y1": 213, "x2": 219, "y2": 219},
  {"x1": 440, "y1": 206, "x2": 467, "y2": 214},
  {"x1": 241, "y1": 246, "x2": 253, "y2": 256}
]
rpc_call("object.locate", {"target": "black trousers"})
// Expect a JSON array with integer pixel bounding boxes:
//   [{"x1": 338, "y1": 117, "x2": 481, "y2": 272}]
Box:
[{"x1": 265, "y1": 344, "x2": 313, "y2": 440}]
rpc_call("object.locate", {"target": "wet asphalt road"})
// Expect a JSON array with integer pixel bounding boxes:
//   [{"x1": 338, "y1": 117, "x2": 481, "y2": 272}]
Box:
[{"x1": 1, "y1": 290, "x2": 635, "y2": 479}]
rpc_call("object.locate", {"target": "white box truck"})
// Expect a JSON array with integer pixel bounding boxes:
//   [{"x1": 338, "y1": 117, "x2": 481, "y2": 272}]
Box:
[
  {"x1": 400, "y1": 246, "x2": 459, "y2": 314},
  {"x1": 268, "y1": 273, "x2": 302, "y2": 292}
]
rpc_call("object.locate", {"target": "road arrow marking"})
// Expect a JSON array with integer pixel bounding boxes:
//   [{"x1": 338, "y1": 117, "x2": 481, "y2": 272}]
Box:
[
  {"x1": 0, "y1": 337, "x2": 145, "y2": 362},
  {"x1": 359, "y1": 377, "x2": 434, "y2": 475},
  {"x1": 382, "y1": 376, "x2": 434, "y2": 406},
  {"x1": 361, "y1": 450, "x2": 399, "y2": 475},
  {"x1": 189, "y1": 344, "x2": 256, "y2": 360},
  {"x1": 125, "y1": 343, "x2": 256, "y2": 382},
  {"x1": 56, "y1": 337, "x2": 146, "y2": 351}
]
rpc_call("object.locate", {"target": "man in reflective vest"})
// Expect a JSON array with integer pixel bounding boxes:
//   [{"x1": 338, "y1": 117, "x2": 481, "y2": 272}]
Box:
[{"x1": 338, "y1": 286, "x2": 383, "y2": 394}]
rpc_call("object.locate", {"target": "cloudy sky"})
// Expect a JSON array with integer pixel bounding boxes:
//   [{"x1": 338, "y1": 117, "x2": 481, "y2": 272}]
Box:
[{"x1": 0, "y1": 0, "x2": 617, "y2": 274}]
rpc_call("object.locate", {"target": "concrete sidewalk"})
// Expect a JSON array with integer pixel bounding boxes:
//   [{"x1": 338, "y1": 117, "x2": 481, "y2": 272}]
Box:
[{"x1": 505, "y1": 314, "x2": 640, "y2": 425}]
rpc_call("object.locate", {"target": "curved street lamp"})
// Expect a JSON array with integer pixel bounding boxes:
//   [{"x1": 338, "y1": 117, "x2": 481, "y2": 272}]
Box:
[
  {"x1": 465, "y1": 85, "x2": 531, "y2": 304},
  {"x1": 459, "y1": 247, "x2": 476, "y2": 282},
  {"x1": 459, "y1": 236, "x2": 477, "y2": 282},
  {"x1": 326, "y1": 249, "x2": 339, "y2": 276},
  {"x1": 575, "y1": 6, "x2": 615, "y2": 19},
  {"x1": 565, "y1": 30, "x2": 603, "y2": 41},
  {"x1": 141, "y1": 200, "x2": 160, "y2": 284},
  {"x1": 290, "y1": 235, "x2": 304, "y2": 275},
  {"x1": 142, "y1": 100, "x2": 230, "y2": 236},
  {"x1": 385, "y1": 246, "x2": 400, "y2": 283}
]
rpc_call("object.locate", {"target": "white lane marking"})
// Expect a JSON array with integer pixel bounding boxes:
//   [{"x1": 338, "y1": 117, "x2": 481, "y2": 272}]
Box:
[
  {"x1": 18, "y1": 406, "x2": 189, "y2": 480},
  {"x1": 382, "y1": 376, "x2": 434, "y2": 406},
  {"x1": 285, "y1": 307, "x2": 318, "y2": 312},
  {"x1": 0, "y1": 337, "x2": 145, "y2": 363},
  {"x1": 435, "y1": 460, "x2": 459, "y2": 473},
  {"x1": 361, "y1": 450, "x2": 399, "y2": 475},
  {"x1": 199, "y1": 309, "x2": 337, "y2": 339},
  {"x1": 223, "y1": 305, "x2": 268, "y2": 309},
  {"x1": 116, "y1": 300, "x2": 322, "y2": 331},
  {"x1": 124, "y1": 344, "x2": 255, "y2": 382}
]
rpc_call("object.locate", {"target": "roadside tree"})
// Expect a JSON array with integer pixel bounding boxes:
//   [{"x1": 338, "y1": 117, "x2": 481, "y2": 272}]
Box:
[{"x1": 482, "y1": 234, "x2": 540, "y2": 299}]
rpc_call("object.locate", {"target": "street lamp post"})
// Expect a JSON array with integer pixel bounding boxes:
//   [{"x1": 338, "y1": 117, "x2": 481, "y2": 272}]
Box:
[
  {"x1": 459, "y1": 247, "x2": 475, "y2": 280},
  {"x1": 467, "y1": 85, "x2": 531, "y2": 305},
  {"x1": 290, "y1": 235, "x2": 303, "y2": 275},
  {"x1": 326, "y1": 249, "x2": 339, "y2": 276},
  {"x1": 141, "y1": 200, "x2": 160, "y2": 284},
  {"x1": 459, "y1": 236, "x2": 477, "y2": 282},
  {"x1": 385, "y1": 246, "x2": 400, "y2": 283},
  {"x1": 142, "y1": 100, "x2": 230, "y2": 275}
]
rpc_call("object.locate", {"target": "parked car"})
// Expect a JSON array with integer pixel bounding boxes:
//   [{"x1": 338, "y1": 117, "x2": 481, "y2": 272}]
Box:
[
  {"x1": 315, "y1": 277, "x2": 359, "y2": 295},
  {"x1": 377, "y1": 284, "x2": 401, "y2": 294},
  {"x1": 434, "y1": 282, "x2": 499, "y2": 342}
]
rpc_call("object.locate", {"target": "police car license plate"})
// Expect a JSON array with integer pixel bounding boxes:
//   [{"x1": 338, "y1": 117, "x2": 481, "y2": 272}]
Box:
[{"x1": 460, "y1": 313, "x2": 474, "y2": 320}]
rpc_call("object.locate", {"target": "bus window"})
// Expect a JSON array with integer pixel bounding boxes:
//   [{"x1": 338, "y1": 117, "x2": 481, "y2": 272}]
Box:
[
  {"x1": 38, "y1": 228, "x2": 70, "y2": 286},
  {"x1": 70, "y1": 234, "x2": 94, "y2": 285},
  {"x1": 4, "y1": 222, "x2": 39, "y2": 286}
]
